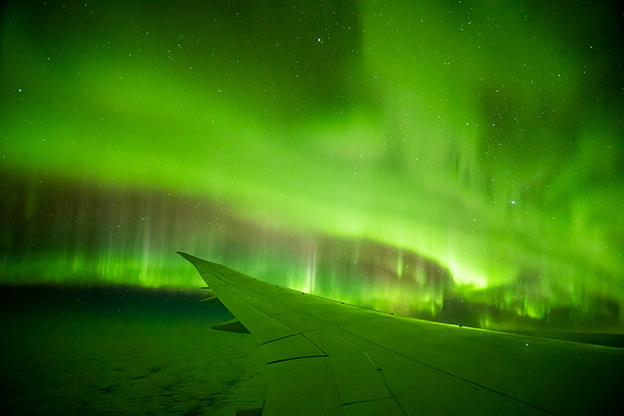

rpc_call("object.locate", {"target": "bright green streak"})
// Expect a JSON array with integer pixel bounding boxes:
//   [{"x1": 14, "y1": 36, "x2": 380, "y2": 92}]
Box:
[{"x1": 1, "y1": 1, "x2": 623, "y2": 331}]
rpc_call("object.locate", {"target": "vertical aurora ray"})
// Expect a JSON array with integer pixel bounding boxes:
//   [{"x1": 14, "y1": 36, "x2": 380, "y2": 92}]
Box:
[{"x1": 1, "y1": 0, "x2": 622, "y2": 332}]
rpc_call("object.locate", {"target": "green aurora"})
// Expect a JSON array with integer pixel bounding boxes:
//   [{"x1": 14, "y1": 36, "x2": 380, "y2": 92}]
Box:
[{"x1": 1, "y1": 1, "x2": 623, "y2": 332}]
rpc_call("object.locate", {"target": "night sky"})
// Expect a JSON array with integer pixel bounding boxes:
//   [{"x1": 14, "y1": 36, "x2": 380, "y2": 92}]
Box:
[{"x1": 1, "y1": 1, "x2": 623, "y2": 332}]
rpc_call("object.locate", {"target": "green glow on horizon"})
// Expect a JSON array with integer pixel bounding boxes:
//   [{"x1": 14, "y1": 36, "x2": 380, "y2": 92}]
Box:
[{"x1": 1, "y1": 1, "x2": 623, "y2": 332}]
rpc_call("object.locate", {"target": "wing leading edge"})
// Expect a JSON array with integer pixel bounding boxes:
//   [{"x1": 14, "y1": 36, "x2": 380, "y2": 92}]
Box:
[{"x1": 179, "y1": 252, "x2": 624, "y2": 416}]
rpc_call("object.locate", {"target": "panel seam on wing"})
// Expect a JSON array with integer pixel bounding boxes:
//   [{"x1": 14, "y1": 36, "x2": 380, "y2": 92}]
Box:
[
  {"x1": 267, "y1": 355, "x2": 328, "y2": 365},
  {"x1": 342, "y1": 397, "x2": 393, "y2": 406},
  {"x1": 261, "y1": 332, "x2": 304, "y2": 345}
]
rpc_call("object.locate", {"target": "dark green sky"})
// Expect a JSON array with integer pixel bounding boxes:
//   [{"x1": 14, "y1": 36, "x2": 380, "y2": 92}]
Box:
[{"x1": 1, "y1": 1, "x2": 623, "y2": 331}]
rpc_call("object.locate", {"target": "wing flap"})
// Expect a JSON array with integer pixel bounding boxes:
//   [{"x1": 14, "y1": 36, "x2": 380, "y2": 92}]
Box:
[
  {"x1": 262, "y1": 334, "x2": 326, "y2": 363},
  {"x1": 303, "y1": 328, "x2": 363, "y2": 355},
  {"x1": 207, "y1": 282, "x2": 297, "y2": 343},
  {"x1": 329, "y1": 351, "x2": 393, "y2": 404},
  {"x1": 263, "y1": 357, "x2": 344, "y2": 416}
]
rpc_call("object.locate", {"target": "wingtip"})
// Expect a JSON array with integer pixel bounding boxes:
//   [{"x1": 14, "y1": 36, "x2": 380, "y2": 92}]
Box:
[
  {"x1": 177, "y1": 251, "x2": 194, "y2": 260},
  {"x1": 177, "y1": 251, "x2": 200, "y2": 265}
]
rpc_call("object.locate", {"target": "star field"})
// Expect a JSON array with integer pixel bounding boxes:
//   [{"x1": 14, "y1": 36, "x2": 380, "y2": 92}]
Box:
[{"x1": 1, "y1": 0, "x2": 623, "y2": 332}]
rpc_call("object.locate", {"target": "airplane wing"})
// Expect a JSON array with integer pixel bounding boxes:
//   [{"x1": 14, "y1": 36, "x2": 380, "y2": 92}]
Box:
[{"x1": 178, "y1": 252, "x2": 623, "y2": 415}]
